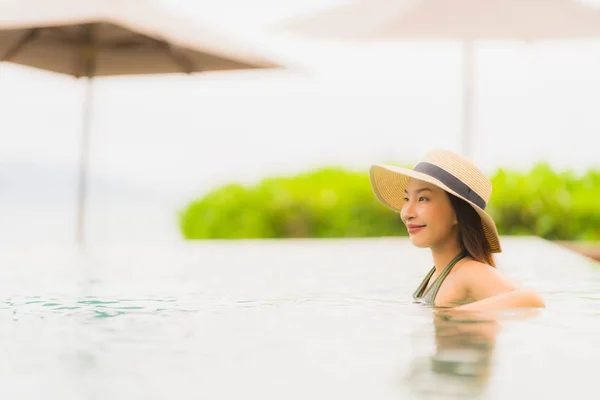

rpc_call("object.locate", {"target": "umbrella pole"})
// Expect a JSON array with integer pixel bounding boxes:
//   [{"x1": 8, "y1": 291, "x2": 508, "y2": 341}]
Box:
[
  {"x1": 76, "y1": 77, "x2": 94, "y2": 246},
  {"x1": 462, "y1": 40, "x2": 475, "y2": 158}
]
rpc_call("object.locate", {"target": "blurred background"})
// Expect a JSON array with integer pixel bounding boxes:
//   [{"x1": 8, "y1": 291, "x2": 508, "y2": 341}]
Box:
[
  {"x1": 2, "y1": 0, "x2": 599, "y2": 252},
  {"x1": 2, "y1": 1, "x2": 600, "y2": 399}
]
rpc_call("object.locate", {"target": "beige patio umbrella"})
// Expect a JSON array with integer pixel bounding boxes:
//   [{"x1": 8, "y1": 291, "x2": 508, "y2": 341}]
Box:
[
  {"x1": 0, "y1": 0, "x2": 286, "y2": 245},
  {"x1": 277, "y1": 0, "x2": 600, "y2": 158}
]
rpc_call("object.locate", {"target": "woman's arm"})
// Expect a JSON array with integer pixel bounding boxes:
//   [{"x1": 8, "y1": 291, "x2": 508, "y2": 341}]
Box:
[{"x1": 455, "y1": 288, "x2": 545, "y2": 311}]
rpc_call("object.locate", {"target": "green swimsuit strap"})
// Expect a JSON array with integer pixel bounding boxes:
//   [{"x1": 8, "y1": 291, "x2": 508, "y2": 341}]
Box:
[
  {"x1": 413, "y1": 251, "x2": 468, "y2": 305},
  {"x1": 413, "y1": 267, "x2": 435, "y2": 300}
]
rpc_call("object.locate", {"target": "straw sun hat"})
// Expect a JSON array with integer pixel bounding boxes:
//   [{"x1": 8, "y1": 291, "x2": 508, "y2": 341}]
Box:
[{"x1": 369, "y1": 148, "x2": 501, "y2": 253}]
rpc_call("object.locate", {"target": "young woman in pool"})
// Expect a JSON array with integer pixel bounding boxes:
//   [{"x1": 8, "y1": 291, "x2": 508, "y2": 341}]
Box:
[{"x1": 369, "y1": 148, "x2": 545, "y2": 310}]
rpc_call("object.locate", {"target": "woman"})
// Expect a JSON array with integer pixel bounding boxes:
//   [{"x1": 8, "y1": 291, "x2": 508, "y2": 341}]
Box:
[{"x1": 369, "y1": 148, "x2": 545, "y2": 310}]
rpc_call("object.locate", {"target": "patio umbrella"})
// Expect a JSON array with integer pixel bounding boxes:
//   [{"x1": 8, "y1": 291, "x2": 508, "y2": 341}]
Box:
[
  {"x1": 0, "y1": 0, "x2": 286, "y2": 245},
  {"x1": 277, "y1": 0, "x2": 600, "y2": 157}
]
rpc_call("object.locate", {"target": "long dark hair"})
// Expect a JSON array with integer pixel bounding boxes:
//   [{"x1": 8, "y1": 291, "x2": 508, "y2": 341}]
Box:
[{"x1": 448, "y1": 194, "x2": 496, "y2": 267}]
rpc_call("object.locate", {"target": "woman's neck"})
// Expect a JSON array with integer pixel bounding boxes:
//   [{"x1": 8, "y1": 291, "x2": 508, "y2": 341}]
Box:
[{"x1": 431, "y1": 241, "x2": 464, "y2": 272}]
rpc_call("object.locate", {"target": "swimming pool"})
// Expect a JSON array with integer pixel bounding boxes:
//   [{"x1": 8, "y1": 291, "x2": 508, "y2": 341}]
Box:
[{"x1": 0, "y1": 237, "x2": 597, "y2": 399}]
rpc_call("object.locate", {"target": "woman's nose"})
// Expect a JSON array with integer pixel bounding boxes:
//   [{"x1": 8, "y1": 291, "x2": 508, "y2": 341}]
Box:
[{"x1": 400, "y1": 200, "x2": 415, "y2": 222}]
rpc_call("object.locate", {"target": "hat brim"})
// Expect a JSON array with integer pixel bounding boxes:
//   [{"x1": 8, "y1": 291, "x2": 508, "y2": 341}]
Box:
[{"x1": 370, "y1": 164, "x2": 502, "y2": 253}]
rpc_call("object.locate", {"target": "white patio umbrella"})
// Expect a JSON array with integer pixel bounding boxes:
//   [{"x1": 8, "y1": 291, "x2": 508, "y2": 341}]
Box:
[
  {"x1": 277, "y1": 0, "x2": 600, "y2": 157},
  {"x1": 0, "y1": 0, "x2": 286, "y2": 245}
]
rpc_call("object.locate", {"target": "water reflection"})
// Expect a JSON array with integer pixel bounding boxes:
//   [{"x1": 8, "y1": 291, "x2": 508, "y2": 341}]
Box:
[{"x1": 405, "y1": 309, "x2": 539, "y2": 399}]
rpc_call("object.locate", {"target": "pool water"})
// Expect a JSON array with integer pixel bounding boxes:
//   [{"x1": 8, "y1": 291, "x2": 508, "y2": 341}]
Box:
[{"x1": 0, "y1": 237, "x2": 598, "y2": 399}]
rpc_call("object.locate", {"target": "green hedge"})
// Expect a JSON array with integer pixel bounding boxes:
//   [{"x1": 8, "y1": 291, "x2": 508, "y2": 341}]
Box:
[{"x1": 179, "y1": 163, "x2": 600, "y2": 241}]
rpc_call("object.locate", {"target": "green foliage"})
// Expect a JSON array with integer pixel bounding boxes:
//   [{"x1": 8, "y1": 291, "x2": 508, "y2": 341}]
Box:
[
  {"x1": 489, "y1": 163, "x2": 600, "y2": 240},
  {"x1": 180, "y1": 163, "x2": 600, "y2": 241}
]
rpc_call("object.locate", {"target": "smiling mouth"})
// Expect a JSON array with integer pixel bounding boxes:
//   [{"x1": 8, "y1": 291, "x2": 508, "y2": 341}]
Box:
[{"x1": 407, "y1": 225, "x2": 426, "y2": 233}]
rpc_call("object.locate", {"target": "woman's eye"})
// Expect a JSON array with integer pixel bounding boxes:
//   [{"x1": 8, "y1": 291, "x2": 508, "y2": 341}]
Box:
[
  {"x1": 419, "y1": 197, "x2": 428, "y2": 202},
  {"x1": 403, "y1": 197, "x2": 409, "y2": 202}
]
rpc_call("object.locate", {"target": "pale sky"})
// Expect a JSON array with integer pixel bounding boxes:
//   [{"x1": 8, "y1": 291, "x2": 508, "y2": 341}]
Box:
[{"x1": 2, "y1": 0, "x2": 600, "y2": 244}]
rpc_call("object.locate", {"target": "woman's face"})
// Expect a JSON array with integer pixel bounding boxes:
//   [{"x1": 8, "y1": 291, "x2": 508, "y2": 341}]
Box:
[{"x1": 400, "y1": 178, "x2": 458, "y2": 249}]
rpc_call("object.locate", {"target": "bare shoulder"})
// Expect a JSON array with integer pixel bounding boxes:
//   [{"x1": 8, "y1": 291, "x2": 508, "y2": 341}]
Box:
[
  {"x1": 456, "y1": 259, "x2": 497, "y2": 272},
  {"x1": 454, "y1": 259, "x2": 516, "y2": 287},
  {"x1": 449, "y1": 258, "x2": 545, "y2": 308}
]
